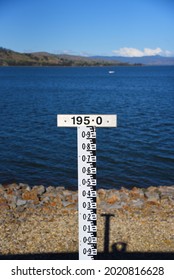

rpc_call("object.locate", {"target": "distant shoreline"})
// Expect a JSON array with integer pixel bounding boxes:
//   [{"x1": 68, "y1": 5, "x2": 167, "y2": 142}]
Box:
[
  {"x1": 0, "y1": 47, "x2": 148, "y2": 67},
  {"x1": 0, "y1": 64, "x2": 144, "y2": 67},
  {"x1": 1, "y1": 47, "x2": 174, "y2": 66},
  {"x1": 0, "y1": 47, "x2": 133, "y2": 67}
]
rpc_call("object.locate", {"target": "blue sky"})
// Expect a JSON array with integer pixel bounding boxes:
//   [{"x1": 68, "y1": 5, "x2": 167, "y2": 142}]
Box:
[{"x1": 0, "y1": 0, "x2": 174, "y2": 57}]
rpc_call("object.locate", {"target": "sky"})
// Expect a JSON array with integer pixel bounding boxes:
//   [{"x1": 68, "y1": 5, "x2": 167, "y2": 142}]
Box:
[{"x1": 0, "y1": 0, "x2": 174, "y2": 57}]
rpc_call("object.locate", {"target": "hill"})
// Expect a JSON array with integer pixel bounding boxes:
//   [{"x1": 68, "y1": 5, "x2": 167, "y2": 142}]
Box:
[{"x1": 0, "y1": 47, "x2": 131, "y2": 67}]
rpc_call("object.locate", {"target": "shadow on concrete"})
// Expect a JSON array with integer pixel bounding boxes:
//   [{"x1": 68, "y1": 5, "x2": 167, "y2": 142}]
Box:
[
  {"x1": 0, "y1": 213, "x2": 173, "y2": 260},
  {"x1": 0, "y1": 250, "x2": 173, "y2": 260}
]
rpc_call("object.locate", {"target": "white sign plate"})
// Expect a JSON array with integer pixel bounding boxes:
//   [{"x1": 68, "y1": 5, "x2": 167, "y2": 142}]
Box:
[{"x1": 57, "y1": 114, "x2": 117, "y2": 127}]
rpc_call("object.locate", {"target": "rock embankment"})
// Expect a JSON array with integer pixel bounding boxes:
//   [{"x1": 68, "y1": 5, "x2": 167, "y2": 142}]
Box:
[
  {"x1": 1, "y1": 183, "x2": 174, "y2": 211},
  {"x1": 0, "y1": 183, "x2": 174, "y2": 256}
]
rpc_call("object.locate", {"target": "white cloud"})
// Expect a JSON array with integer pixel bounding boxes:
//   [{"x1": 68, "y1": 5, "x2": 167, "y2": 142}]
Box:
[
  {"x1": 112, "y1": 47, "x2": 172, "y2": 57},
  {"x1": 143, "y1": 48, "x2": 162, "y2": 56},
  {"x1": 113, "y1": 47, "x2": 144, "y2": 57}
]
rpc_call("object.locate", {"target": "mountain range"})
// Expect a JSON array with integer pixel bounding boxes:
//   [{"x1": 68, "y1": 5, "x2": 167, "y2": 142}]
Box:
[
  {"x1": 0, "y1": 47, "x2": 174, "y2": 66},
  {"x1": 91, "y1": 55, "x2": 174, "y2": 65}
]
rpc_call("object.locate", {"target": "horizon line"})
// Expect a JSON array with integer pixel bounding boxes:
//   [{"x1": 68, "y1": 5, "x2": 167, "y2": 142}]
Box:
[{"x1": 1, "y1": 46, "x2": 174, "y2": 58}]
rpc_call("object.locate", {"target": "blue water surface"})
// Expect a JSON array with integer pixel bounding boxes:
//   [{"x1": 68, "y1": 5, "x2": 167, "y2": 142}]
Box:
[{"x1": 0, "y1": 66, "x2": 173, "y2": 189}]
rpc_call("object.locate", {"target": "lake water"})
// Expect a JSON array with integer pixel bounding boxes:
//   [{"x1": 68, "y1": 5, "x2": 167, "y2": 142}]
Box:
[{"x1": 0, "y1": 66, "x2": 173, "y2": 189}]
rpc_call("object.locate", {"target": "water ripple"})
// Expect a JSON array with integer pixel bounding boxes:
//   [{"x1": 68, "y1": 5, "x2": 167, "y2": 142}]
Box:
[{"x1": 0, "y1": 66, "x2": 174, "y2": 188}]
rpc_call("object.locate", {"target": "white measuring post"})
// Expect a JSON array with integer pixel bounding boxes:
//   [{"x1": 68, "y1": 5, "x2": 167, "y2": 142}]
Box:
[{"x1": 57, "y1": 114, "x2": 117, "y2": 260}]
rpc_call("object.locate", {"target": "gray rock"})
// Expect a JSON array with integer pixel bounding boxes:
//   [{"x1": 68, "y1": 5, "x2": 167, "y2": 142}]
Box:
[
  {"x1": 145, "y1": 191, "x2": 160, "y2": 201},
  {"x1": 97, "y1": 188, "x2": 106, "y2": 199},
  {"x1": 119, "y1": 192, "x2": 129, "y2": 201},
  {"x1": 62, "y1": 201, "x2": 74, "y2": 207},
  {"x1": 9, "y1": 202, "x2": 17, "y2": 209},
  {"x1": 136, "y1": 189, "x2": 145, "y2": 198},
  {"x1": 19, "y1": 183, "x2": 31, "y2": 191},
  {"x1": 41, "y1": 197, "x2": 50, "y2": 203},
  {"x1": 8, "y1": 183, "x2": 21, "y2": 190},
  {"x1": 56, "y1": 186, "x2": 65, "y2": 192},
  {"x1": 33, "y1": 185, "x2": 45, "y2": 196},
  {"x1": 72, "y1": 193, "x2": 78, "y2": 203},
  {"x1": 109, "y1": 202, "x2": 126, "y2": 209},
  {"x1": 131, "y1": 199, "x2": 144, "y2": 208},
  {"x1": 159, "y1": 186, "x2": 174, "y2": 199},
  {"x1": 0, "y1": 186, "x2": 4, "y2": 195},
  {"x1": 62, "y1": 190, "x2": 73, "y2": 197},
  {"x1": 97, "y1": 201, "x2": 108, "y2": 210},
  {"x1": 16, "y1": 206, "x2": 26, "y2": 212},
  {"x1": 46, "y1": 186, "x2": 56, "y2": 193},
  {"x1": 16, "y1": 199, "x2": 27, "y2": 206},
  {"x1": 4, "y1": 194, "x2": 17, "y2": 203}
]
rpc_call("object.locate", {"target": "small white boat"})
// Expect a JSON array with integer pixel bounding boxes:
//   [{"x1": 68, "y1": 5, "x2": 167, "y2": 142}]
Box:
[{"x1": 108, "y1": 70, "x2": 115, "y2": 74}]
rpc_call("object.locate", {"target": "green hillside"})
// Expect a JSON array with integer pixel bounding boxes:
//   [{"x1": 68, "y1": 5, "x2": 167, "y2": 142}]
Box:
[{"x1": 0, "y1": 47, "x2": 130, "y2": 66}]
